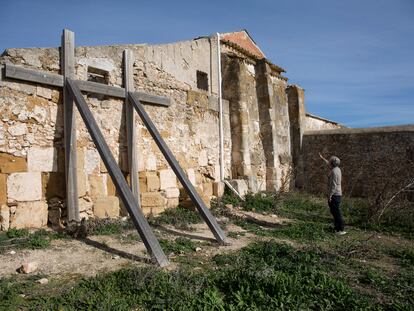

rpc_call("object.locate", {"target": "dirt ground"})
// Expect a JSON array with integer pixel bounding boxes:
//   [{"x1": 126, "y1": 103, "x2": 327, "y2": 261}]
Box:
[{"x1": 0, "y1": 212, "x2": 288, "y2": 279}]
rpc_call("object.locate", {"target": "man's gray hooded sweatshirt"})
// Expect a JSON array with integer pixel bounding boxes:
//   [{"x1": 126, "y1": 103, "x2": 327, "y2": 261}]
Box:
[{"x1": 328, "y1": 156, "x2": 342, "y2": 198}]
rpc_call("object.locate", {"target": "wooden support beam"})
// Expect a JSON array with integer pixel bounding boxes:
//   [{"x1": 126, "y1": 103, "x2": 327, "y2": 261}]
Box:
[
  {"x1": 5, "y1": 64, "x2": 64, "y2": 86},
  {"x1": 66, "y1": 78, "x2": 169, "y2": 267},
  {"x1": 124, "y1": 50, "x2": 140, "y2": 205},
  {"x1": 4, "y1": 64, "x2": 172, "y2": 107},
  {"x1": 62, "y1": 29, "x2": 80, "y2": 222},
  {"x1": 129, "y1": 92, "x2": 228, "y2": 245}
]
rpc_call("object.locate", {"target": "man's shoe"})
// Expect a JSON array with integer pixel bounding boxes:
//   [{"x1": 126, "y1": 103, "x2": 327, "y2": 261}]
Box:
[{"x1": 336, "y1": 231, "x2": 347, "y2": 235}]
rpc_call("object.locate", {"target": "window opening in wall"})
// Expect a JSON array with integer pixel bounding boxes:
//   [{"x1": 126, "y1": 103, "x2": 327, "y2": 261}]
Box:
[
  {"x1": 196, "y1": 70, "x2": 209, "y2": 91},
  {"x1": 87, "y1": 67, "x2": 109, "y2": 84}
]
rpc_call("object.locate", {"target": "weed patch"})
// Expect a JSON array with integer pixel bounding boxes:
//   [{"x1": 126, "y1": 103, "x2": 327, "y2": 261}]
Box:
[{"x1": 150, "y1": 206, "x2": 202, "y2": 230}]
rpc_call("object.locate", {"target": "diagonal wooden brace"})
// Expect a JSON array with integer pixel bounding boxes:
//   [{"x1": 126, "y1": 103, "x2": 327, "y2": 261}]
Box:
[
  {"x1": 128, "y1": 92, "x2": 228, "y2": 245},
  {"x1": 66, "y1": 78, "x2": 169, "y2": 267}
]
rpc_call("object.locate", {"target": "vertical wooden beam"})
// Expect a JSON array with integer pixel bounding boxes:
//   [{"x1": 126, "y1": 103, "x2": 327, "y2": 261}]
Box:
[
  {"x1": 123, "y1": 50, "x2": 140, "y2": 206},
  {"x1": 62, "y1": 29, "x2": 80, "y2": 222}
]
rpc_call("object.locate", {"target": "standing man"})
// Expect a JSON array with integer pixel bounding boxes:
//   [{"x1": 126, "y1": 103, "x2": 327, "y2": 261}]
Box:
[{"x1": 319, "y1": 153, "x2": 346, "y2": 235}]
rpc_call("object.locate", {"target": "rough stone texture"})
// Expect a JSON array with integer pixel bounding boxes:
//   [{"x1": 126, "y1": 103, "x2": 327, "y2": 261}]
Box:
[
  {"x1": 0, "y1": 153, "x2": 27, "y2": 173},
  {"x1": 213, "y1": 181, "x2": 225, "y2": 197},
  {"x1": 7, "y1": 172, "x2": 42, "y2": 202},
  {"x1": 0, "y1": 204, "x2": 10, "y2": 231},
  {"x1": 27, "y1": 147, "x2": 57, "y2": 172},
  {"x1": 228, "y1": 179, "x2": 249, "y2": 196},
  {"x1": 89, "y1": 174, "x2": 107, "y2": 199},
  {"x1": 159, "y1": 169, "x2": 177, "y2": 190},
  {"x1": 93, "y1": 196, "x2": 120, "y2": 218},
  {"x1": 42, "y1": 172, "x2": 65, "y2": 199},
  {"x1": 164, "y1": 187, "x2": 180, "y2": 199},
  {"x1": 0, "y1": 174, "x2": 6, "y2": 204},
  {"x1": 301, "y1": 126, "x2": 414, "y2": 197},
  {"x1": 141, "y1": 192, "x2": 167, "y2": 207},
  {"x1": 10, "y1": 201, "x2": 48, "y2": 229},
  {"x1": 167, "y1": 198, "x2": 179, "y2": 208}
]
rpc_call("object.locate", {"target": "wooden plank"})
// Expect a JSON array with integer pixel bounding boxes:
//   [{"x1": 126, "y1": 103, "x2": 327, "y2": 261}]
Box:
[
  {"x1": 62, "y1": 29, "x2": 80, "y2": 222},
  {"x1": 67, "y1": 79, "x2": 169, "y2": 267},
  {"x1": 123, "y1": 50, "x2": 140, "y2": 205},
  {"x1": 4, "y1": 64, "x2": 64, "y2": 87},
  {"x1": 76, "y1": 80, "x2": 125, "y2": 98},
  {"x1": 4, "y1": 64, "x2": 172, "y2": 107},
  {"x1": 129, "y1": 92, "x2": 228, "y2": 245},
  {"x1": 134, "y1": 92, "x2": 171, "y2": 107}
]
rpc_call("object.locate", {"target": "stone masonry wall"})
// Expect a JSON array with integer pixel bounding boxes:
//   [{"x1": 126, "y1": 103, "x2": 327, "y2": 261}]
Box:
[
  {"x1": 221, "y1": 53, "x2": 292, "y2": 193},
  {"x1": 0, "y1": 39, "x2": 231, "y2": 230},
  {"x1": 301, "y1": 125, "x2": 414, "y2": 198}
]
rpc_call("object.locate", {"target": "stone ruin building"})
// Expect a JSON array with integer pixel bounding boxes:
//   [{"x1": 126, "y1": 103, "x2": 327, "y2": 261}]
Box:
[{"x1": 0, "y1": 29, "x2": 412, "y2": 233}]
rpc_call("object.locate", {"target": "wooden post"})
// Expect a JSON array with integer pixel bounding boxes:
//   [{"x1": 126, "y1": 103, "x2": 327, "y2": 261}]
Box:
[
  {"x1": 123, "y1": 50, "x2": 140, "y2": 206},
  {"x1": 62, "y1": 29, "x2": 80, "y2": 222}
]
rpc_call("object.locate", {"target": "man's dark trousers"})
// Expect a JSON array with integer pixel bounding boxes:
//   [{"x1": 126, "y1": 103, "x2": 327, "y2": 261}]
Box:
[{"x1": 329, "y1": 195, "x2": 344, "y2": 232}]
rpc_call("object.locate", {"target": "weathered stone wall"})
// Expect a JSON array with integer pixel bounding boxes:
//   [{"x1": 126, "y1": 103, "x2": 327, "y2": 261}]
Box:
[
  {"x1": 304, "y1": 113, "x2": 344, "y2": 131},
  {"x1": 300, "y1": 125, "x2": 414, "y2": 197},
  {"x1": 221, "y1": 53, "x2": 292, "y2": 192},
  {"x1": 0, "y1": 39, "x2": 232, "y2": 230}
]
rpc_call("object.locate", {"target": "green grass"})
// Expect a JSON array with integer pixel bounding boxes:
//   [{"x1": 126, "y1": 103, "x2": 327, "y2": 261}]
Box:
[
  {"x1": 159, "y1": 237, "x2": 196, "y2": 255},
  {"x1": 149, "y1": 206, "x2": 202, "y2": 230},
  {"x1": 0, "y1": 229, "x2": 68, "y2": 252},
  {"x1": 5, "y1": 241, "x2": 411, "y2": 310}
]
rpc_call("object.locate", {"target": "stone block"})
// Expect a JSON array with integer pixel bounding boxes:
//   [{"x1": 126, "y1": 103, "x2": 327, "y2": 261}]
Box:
[
  {"x1": 106, "y1": 175, "x2": 116, "y2": 196},
  {"x1": 79, "y1": 197, "x2": 93, "y2": 212},
  {"x1": 164, "y1": 188, "x2": 180, "y2": 199},
  {"x1": 228, "y1": 179, "x2": 249, "y2": 196},
  {"x1": 36, "y1": 86, "x2": 52, "y2": 99},
  {"x1": 198, "y1": 150, "x2": 208, "y2": 166},
  {"x1": 213, "y1": 181, "x2": 225, "y2": 197},
  {"x1": 93, "y1": 196, "x2": 120, "y2": 218},
  {"x1": 42, "y1": 172, "x2": 65, "y2": 199},
  {"x1": 147, "y1": 175, "x2": 160, "y2": 192},
  {"x1": 141, "y1": 192, "x2": 167, "y2": 207},
  {"x1": 0, "y1": 174, "x2": 6, "y2": 204},
  {"x1": 167, "y1": 198, "x2": 179, "y2": 208},
  {"x1": 186, "y1": 168, "x2": 196, "y2": 185},
  {"x1": 10, "y1": 201, "x2": 48, "y2": 229},
  {"x1": 28, "y1": 147, "x2": 58, "y2": 172},
  {"x1": 0, "y1": 204, "x2": 10, "y2": 231},
  {"x1": 159, "y1": 169, "x2": 177, "y2": 190},
  {"x1": 77, "y1": 170, "x2": 87, "y2": 197},
  {"x1": 48, "y1": 209, "x2": 62, "y2": 227},
  {"x1": 7, "y1": 123, "x2": 27, "y2": 136},
  {"x1": 142, "y1": 206, "x2": 165, "y2": 216},
  {"x1": 202, "y1": 182, "x2": 214, "y2": 197},
  {"x1": 89, "y1": 174, "x2": 106, "y2": 199},
  {"x1": 84, "y1": 149, "x2": 100, "y2": 174},
  {"x1": 7, "y1": 172, "x2": 42, "y2": 202},
  {"x1": 0, "y1": 152, "x2": 27, "y2": 173}
]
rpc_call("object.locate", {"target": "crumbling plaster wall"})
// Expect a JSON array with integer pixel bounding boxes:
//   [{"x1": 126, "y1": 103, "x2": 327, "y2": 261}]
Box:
[{"x1": 0, "y1": 39, "x2": 231, "y2": 231}]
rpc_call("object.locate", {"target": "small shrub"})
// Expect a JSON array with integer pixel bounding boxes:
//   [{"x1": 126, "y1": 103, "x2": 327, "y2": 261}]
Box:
[{"x1": 6, "y1": 228, "x2": 29, "y2": 239}]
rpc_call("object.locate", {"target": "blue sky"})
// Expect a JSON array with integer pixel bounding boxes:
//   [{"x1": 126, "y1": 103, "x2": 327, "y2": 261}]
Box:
[{"x1": 1, "y1": 0, "x2": 413, "y2": 127}]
